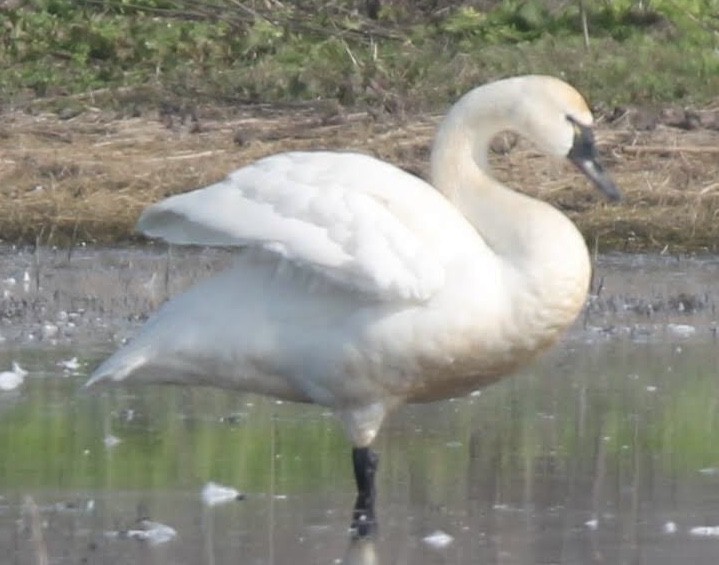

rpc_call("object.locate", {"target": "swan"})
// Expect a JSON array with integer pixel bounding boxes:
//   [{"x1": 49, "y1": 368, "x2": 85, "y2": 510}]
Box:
[{"x1": 87, "y1": 75, "x2": 620, "y2": 535}]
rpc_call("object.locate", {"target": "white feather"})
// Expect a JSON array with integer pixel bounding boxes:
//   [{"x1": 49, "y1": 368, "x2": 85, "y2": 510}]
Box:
[{"x1": 138, "y1": 152, "x2": 476, "y2": 301}]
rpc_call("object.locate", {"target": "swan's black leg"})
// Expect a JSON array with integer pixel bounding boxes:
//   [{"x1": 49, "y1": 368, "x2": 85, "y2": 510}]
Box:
[{"x1": 350, "y1": 446, "x2": 379, "y2": 537}]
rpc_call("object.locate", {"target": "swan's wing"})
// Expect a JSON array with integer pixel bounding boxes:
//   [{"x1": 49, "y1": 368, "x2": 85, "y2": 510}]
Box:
[{"x1": 138, "y1": 151, "x2": 474, "y2": 302}]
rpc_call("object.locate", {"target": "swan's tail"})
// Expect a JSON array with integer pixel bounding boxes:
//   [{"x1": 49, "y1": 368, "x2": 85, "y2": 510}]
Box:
[{"x1": 85, "y1": 347, "x2": 149, "y2": 388}]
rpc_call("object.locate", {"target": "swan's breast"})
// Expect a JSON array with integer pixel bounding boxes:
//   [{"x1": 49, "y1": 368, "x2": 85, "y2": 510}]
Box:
[{"x1": 341, "y1": 230, "x2": 591, "y2": 403}]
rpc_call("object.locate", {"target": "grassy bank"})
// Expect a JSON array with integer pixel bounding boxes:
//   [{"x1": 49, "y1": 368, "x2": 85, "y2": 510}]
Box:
[
  {"x1": 2, "y1": 1, "x2": 719, "y2": 110},
  {"x1": 0, "y1": 1, "x2": 718, "y2": 250}
]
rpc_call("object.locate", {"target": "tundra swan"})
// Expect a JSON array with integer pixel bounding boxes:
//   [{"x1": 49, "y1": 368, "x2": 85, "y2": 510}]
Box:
[{"x1": 87, "y1": 75, "x2": 620, "y2": 535}]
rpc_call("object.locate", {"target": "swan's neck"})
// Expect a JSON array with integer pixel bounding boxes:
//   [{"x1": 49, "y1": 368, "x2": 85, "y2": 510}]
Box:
[
  {"x1": 430, "y1": 83, "x2": 516, "y2": 187},
  {"x1": 430, "y1": 81, "x2": 591, "y2": 341},
  {"x1": 430, "y1": 82, "x2": 533, "y2": 243}
]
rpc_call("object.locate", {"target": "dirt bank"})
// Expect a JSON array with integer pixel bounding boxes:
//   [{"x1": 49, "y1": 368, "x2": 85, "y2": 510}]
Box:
[{"x1": 1, "y1": 98, "x2": 717, "y2": 251}]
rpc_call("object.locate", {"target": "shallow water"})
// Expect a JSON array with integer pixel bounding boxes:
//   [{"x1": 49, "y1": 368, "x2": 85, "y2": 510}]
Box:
[{"x1": 0, "y1": 247, "x2": 718, "y2": 564}]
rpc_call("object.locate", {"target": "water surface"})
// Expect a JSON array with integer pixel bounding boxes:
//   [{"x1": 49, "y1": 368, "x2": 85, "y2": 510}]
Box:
[{"x1": 0, "y1": 247, "x2": 717, "y2": 564}]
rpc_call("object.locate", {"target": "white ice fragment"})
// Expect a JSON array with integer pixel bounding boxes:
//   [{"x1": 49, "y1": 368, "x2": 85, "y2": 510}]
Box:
[
  {"x1": 470, "y1": 390, "x2": 482, "y2": 397},
  {"x1": 423, "y1": 530, "x2": 454, "y2": 549},
  {"x1": 41, "y1": 323, "x2": 59, "y2": 339},
  {"x1": 689, "y1": 525, "x2": 719, "y2": 537},
  {"x1": 103, "y1": 434, "x2": 121, "y2": 448},
  {"x1": 663, "y1": 521, "x2": 677, "y2": 535},
  {"x1": 142, "y1": 521, "x2": 178, "y2": 545},
  {"x1": 12, "y1": 362, "x2": 28, "y2": 377},
  {"x1": 585, "y1": 518, "x2": 599, "y2": 530},
  {"x1": 119, "y1": 520, "x2": 177, "y2": 546},
  {"x1": 646, "y1": 385, "x2": 657, "y2": 392},
  {"x1": 667, "y1": 324, "x2": 696, "y2": 337},
  {"x1": 201, "y1": 482, "x2": 243, "y2": 506},
  {"x1": 0, "y1": 362, "x2": 27, "y2": 392},
  {"x1": 0, "y1": 371, "x2": 23, "y2": 391},
  {"x1": 58, "y1": 357, "x2": 81, "y2": 373},
  {"x1": 698, "y1": 467, "x2": 719, "y2": 476}
]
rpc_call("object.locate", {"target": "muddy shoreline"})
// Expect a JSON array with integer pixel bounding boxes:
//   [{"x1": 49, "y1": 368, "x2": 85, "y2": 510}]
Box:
[{"x1": 0, "y1": 246, "x2": 716, "y2": 351}]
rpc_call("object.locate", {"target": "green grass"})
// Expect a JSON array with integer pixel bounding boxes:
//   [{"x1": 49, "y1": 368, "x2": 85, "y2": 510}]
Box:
[{"x1": 1, "y1": 0, "x2": 718, "y2": 111}]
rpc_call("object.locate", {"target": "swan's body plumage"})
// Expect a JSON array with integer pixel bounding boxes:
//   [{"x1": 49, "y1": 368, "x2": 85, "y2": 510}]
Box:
[
  {"x1": 88, "y1": 76, "x2": 619, "y2": 498},
  {"x1": 137, "y1": 151, "x2": 481, "y2": 302}
]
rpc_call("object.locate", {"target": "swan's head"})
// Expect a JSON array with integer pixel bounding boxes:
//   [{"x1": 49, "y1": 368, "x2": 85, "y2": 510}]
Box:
[{"x1": 517, "y1": 76, "x2": 621, "y2": 201}]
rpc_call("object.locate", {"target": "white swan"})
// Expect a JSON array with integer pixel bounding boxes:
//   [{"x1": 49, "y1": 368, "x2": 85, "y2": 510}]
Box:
[{"x1": 87, "y1": 75, "x2": 619, "y2": 535}]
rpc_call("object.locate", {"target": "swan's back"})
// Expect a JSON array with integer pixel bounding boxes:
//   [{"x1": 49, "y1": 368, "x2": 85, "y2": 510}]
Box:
[{"x1": 138, "y1": 151, "x2": 485, "y2": 302}]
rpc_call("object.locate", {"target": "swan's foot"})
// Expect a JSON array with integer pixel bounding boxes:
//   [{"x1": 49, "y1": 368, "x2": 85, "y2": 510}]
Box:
[{"x1": 350, "y1": 446, "x2": 379, "y2": 538}]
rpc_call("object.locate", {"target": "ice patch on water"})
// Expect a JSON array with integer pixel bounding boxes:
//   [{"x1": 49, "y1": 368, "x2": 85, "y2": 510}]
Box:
[
  {"x1": 667, "y1": 324, "x2": 696, "y2": 337},
  {"x1": 423, "y1": 530, "x2": 454, "y2": 549},
  {"x1": 201, "y1": 482, "x2": 244, "y2": 506},
  {"x1": 0, "y1": 362, "x2": 27, "y2": 392},
  {"x1": 585, "y1": 518, "x2": 599, "y2": 530},
  {"x1": 57, "y1": 356, "x2": 81, "y2": 374},
  {"x1": 689, "y1": 525, "x2": 719, "y2": 538},
  {"x1": 106, "y1": 520, "x2": 177, "y2": 546},
  {"x1": 103, "y1": 434, "x2": 121, "y2": 448}
]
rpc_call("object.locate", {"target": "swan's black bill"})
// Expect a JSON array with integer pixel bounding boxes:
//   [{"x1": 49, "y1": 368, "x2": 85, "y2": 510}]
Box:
[
  {"x1": 567, "y1": 118, "x2": 621, "y2": 202},
  {"x1": 571, "y1": 155, "x2": 621, "y2": 202}
]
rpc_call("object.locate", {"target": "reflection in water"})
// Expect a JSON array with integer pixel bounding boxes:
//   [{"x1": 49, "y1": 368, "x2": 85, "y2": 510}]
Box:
[
  {"x1": 0, "y1": 340, "x2": 718, "y2": 564},
  {"x1": 343, "y1": 536, "x2": 378, "y2": 565},
  {"x1": 0, "y1": 249, "x2": 718, "y2": 563}
]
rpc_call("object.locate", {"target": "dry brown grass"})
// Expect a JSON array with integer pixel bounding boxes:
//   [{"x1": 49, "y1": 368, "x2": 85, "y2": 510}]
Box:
[{"x1": 1, "y1": 102, "x2": 718, "y2": 252}]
